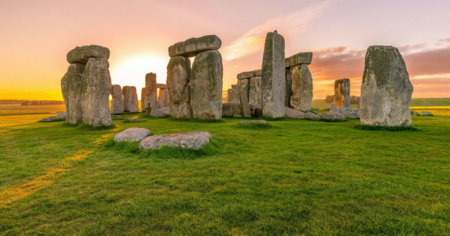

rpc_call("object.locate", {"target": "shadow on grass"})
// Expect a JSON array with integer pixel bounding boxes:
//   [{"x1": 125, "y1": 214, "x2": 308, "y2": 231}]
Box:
[
  {"x1": 37, "y1": 118, "x2": 66, "y2": 123},
  {"x1": 354, "y1": 124, "x2": 420, "y2": 132},
  {"x1": 104, "y1": 137, "x2": 222, "y2": 159}
]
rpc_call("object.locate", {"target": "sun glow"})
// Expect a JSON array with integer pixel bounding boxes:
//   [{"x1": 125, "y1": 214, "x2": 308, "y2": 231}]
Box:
[{"x1": 110, "y1": 54, "x2": 169, "y2": 99}]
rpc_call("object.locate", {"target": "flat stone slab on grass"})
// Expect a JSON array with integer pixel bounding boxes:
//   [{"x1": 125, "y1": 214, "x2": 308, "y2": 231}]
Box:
[
  {"x1": 139, "y1": 131, "x2": 211, "y2": 150},
  {"x1": 318, "y1": 112, "x2": 346, "y2": 121},
  {"x1": 114, "y1": 128, "x2": 151, "y2": 142},
  {"x1": 411, "y1": 111, "x2": 420, "y2": 116},
  {"x1": 124, "y1": 118, "x2": 145, "y2": 123},
  {"x1": 41, "y1": 112, "x2": 67, "y2": 122},
  {"x1": 235, "y1": 120, "x2": 268, "y2": 125},
  {"x1": 285, "y1": 107, "x2": 306, "y2": 119},
  {"x1": 421, "y1": 111, "x2": 433, "y2": 116},
  {"x1": 150, "y1": 106, "x2": 171, "y2": 118}
]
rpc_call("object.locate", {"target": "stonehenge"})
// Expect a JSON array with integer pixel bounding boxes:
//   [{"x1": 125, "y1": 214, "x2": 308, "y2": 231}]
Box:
[
  {"x1": 334, "y1": 79, "x2": 351, "y2": 107},
  {"x1": 261, "y1": 30, "x2": 285, "y2": 118},
  {"x1": 61, "y1": 45, "x2": 113, "y2": 127},
  {"x1": 167, "y1": 35, "x2": 223, "y2": 120},
  {"x1": 122, "y1": 86, "x2": 139, "y2": 113},
  {"x1": 360, "y1": 46, "x2": 413, "y2": 127},
  {"x1": 285, "y1": 52, "x2": 313, "y2": 112},
  {"x1": 111, "y1": 84, "x2": 124, "y2": 114}
]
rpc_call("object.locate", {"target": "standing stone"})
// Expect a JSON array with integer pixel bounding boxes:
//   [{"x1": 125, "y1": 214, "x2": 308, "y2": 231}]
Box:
[
  {"x1": 61, "y1": 63, "x2": 85, "y2": 124},
  {"x1": 80, "y1": 58, "x2": 113, "y2": 127},
  {"x1": 144, "y1": 73, "x2": 159, "y2": 111},
  {"x1": 167, "y1": 56, "x2": 192, "y2": 119},
  {"x1": 158, "y1": 88, "x2": 170, "y2": 107},
  {"x1": 111, "y1": 84, "x2": 124, "y2": 114},
  {"x1": 360, "y1": 46, "x2": 413, "y2": 127},
  {"x1": 237, "y1": 78, "x2": 250, "y2": 103},
  {"x1": 290, "y1": 64, "x2": 313, "y2": 112},
  {"x1": 141, "y1": 87, "x2": 147, "y2": 111},
  {"x1": 122, "y1": 86, "x2": 139, "y2": 113},
  {"x1": 285, "y1": 69, "x2": 292, "y2": 107},
  {"x1": 231, "y1": 84, "x2": 237, "y2": 90},
  {"x1": 261, "y1": 31, "x2": 285, "y2": 118},
  {"x1": 334, "y1": 79, "x2": 351, "y2": 108},
  {"x1": 227, "y1": 88, "x2": 237, "y2": 103},
  {"x1": 67, "y1": 45, "x2": 110, "y2": 64},
  {"x1": 190, "y1": 50, "x2": 223, "y2": 120},
  {"x1": 249, "y1": 76, "x2": 262, "y2": 105},
  {"x1": 239, "y1": 88, "x2": 251, "y2": 118}
]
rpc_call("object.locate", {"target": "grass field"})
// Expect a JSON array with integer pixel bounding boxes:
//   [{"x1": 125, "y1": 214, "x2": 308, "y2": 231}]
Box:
[{"x1": 1, "y1": 112, "x2": 450, "y2": 235}]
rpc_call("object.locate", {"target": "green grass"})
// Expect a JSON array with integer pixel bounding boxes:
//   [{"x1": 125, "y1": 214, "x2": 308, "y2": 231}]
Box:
[{"x1": 1, "y1": 112, "x2": 450, "y2": 235}]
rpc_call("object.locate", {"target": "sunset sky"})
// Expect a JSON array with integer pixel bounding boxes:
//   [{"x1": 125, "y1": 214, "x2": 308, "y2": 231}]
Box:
[{"x1": 0, "y1": 0, "x2": 449, "y2": 100}]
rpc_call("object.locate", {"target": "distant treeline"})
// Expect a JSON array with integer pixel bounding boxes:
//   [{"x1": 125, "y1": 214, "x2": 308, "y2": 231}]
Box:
[{"x1": 20, "y1": 100, "x2": 65, "y2": 106}]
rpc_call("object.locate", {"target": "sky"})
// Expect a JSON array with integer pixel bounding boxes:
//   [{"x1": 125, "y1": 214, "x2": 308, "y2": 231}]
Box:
[{"x1": 0, "y1": 0, "x2": 449, "y2": 100}]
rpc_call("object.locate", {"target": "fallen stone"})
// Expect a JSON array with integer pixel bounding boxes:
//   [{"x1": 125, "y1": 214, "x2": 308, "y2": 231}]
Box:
[
  {"x1": 249, "y1": 76, "x2": 262, "y2": 105},
  {"x1": 222, "y1": 103, "x2": 243, "y2": 117},
  {"x1": 360, "y1": 46, "x2": 413, "y2": 127},
  {"x1": 237, "y1": 69, "x2": 262, "y2": 80},
  {"x1": 150, "y1": 106, "x2": 171, "y2": 118},
  {"x1": 169, "y1": 35, "x2": 222, "y2": 57},
  {"x1": 334, "y1": 79, "x2": 351, "y2": 108},
  {"x1": 318, "y1": 112, "x2": 346, "y2": 121},
  {"x1": 114, "y1": 128, "x2": 151, "y2": 142},
  {"x1": 285, "y1": 52, "x2": 313, "y2": 67},
  {"x1": 233, "y1": 114, "x2": 243, "y2": 118},
  {"x1": 311, "y1": 107, "x2": 319, "y2": 111},
  {"x1": 410, "y1": 111, "x2": 420, "y2": 116},
  {"x1": 167, "y1": 56, "x2": 192, "y2": 119},
  {"x1": 304, "y1": 112, "x2": 319, "y2": 121},
  {"x1": 421, "y1": 111, "x2": 433, "y2": 116},
  {"x1": 111, "y1": 84, "x2": 124, "y2": 114},
  {"x1": 331, "y1": 107, "x2": 360, "y2": 119},
  {"x1": 285, "y1": 107, "x2": 306, "y2": 119},
  {"x1": 190, "y1": 50, "x2": 223, "y2": 119},
  {"x1": 322, "y1": 107, "x2": 332, "y2": 111},
  {"x1": 41, "y1": 112, "x2": 67, "y2": 122},
  {"x1": 290, "y1": 64, "x2": 313, "y2": 112},
  {"x1": 236, "y1": 120, "x2": 268, "y2": 125},
  {"x1": 61, "y1": 63, "x2": 85, "y2": 124},
  {"x1": 139, "y1": 131, "x2": 211, "y2": 150},
  {"x1": 67, "y1": 45, "x2": 110, "y2": 64},
  {"x1": 124, "y1": 118, "x2": 145, "y2": 123},
  {"x1": 122, "y1": 86, "x2": 139, "y2": 113},
  {"x1": 80, "y1": 58, "x2": 113, "y2": 127},
  {"x1": 261, "y1": 30, "x2": 285, "y2": 118}
]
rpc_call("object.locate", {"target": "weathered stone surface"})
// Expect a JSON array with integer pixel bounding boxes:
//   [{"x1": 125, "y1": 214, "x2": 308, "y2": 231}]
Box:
[
  {"x1": 237, "y1": 78, "x2": 250, "y2": 103},
  {"x1": 285, "y1": 69, "x2": 292, "y2": 107},
  {"x1": 304, "y1": 112, "x2": 319, "y2": 121},
  {"x1": 236, "y1": 120, "x2": 268, "y2": 125},
  {"x1": 318, "y1": 112, "x2": 346, "y2": 121},
  {"x1": 222, "y1": 103, "x2": 243, "y2": 117},
  {"x1": 250, "y1": 104, "x2": 263, "y2": 118},
  {"x1": 231, "y1": 84, "x2": 237, "y2": 90},
  {"x1": 311, "y1": 107, "x2": 319, "y2": 111},
  {"x1": 249, "y1": 76, "x2": 262, "y2": 105},
  {"x1": 111, "y1": 85, "x2": 124, "y2": 114},
  {"x1": 421, "y1": 111, "x2": 433, "y2": 116},
  {"x1": 410, "y1": 110, "x2": 420, "y2": 116},
  {"x1": 334, "y1": 79, "x2": 351, "y2": 108},
  {"x1": 143, "y1": 73, "x2": 159, "y2": 111},
  {"x1": 351, "y1": 96, "x2": 360, "y2": 105},
  {"x1": 61, "y1": 63, "x2": 85, "y2": 124},
  {"x1": 285, "y1": 52, "x2": 313, "y2": 67},
  {"x1": 233, "y1": 114, "x2": 243, "y2": 118},
  {"x1": 150, "y1": 106, "x2": 171, "y2": 118},
  {"x1": 239, "y1": 86, "x2": 251, "y2": 118},
  {"x1": 122, "y1": 86, "x2": 139, "y2": 113},
  {"x1": 237, "y1": 69, "x2": 262, "y2": 80},
  {"x1": 190, "y1": 50, "x2": 223, "y2": 119},
  {"x1": 139, "y1": 131, "x2": 211, "y2": 150},
  {"x1": 167, "y1": 56, "x2": 192, "y2": 119},
  {"x1": 261, "y1": 31, "x2": 285, "y2": 118},
  {"x1": 141, "y1": 88, "x2": 147, "y2": 111},
  {"x1": 227, "y1": 88, "x2": 238, "y2": 103},
  {"x1": 290, "y1": 64, "x2": 313, "y2": 112},
  {"x1": 158, "y1": 88, "x2": 170, "y2": 107},
  {"x1": 360, "y1": 46, "x2": 413, "y2": 127},
  {"x1": 156, "y1": 83, "x2": 167, "y2": 89},
  {"x1": 41, "y1": 112, "x2": 67, "y2": 122},
  {"x1": 114, "y1": 128, "x2": 150, "y2": 142},
  {"x1": 169, "y1": 35, "x2": 222, "y2": 57},
  {"x1": 285, "y1": 107, "x2": 306, "y2": 119},
  {"x1": 321, "y1": 107, "x2": 332, "y2": 111},
  {"x1": 67, "y1": 45, "x2": 110, "y2": 64},
  {"x1": 80, "y1": 58, "x2": 113, "y2": 127},
  {"x1": 331, "y1": 107, "x2": 360, "y2": 119}
]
